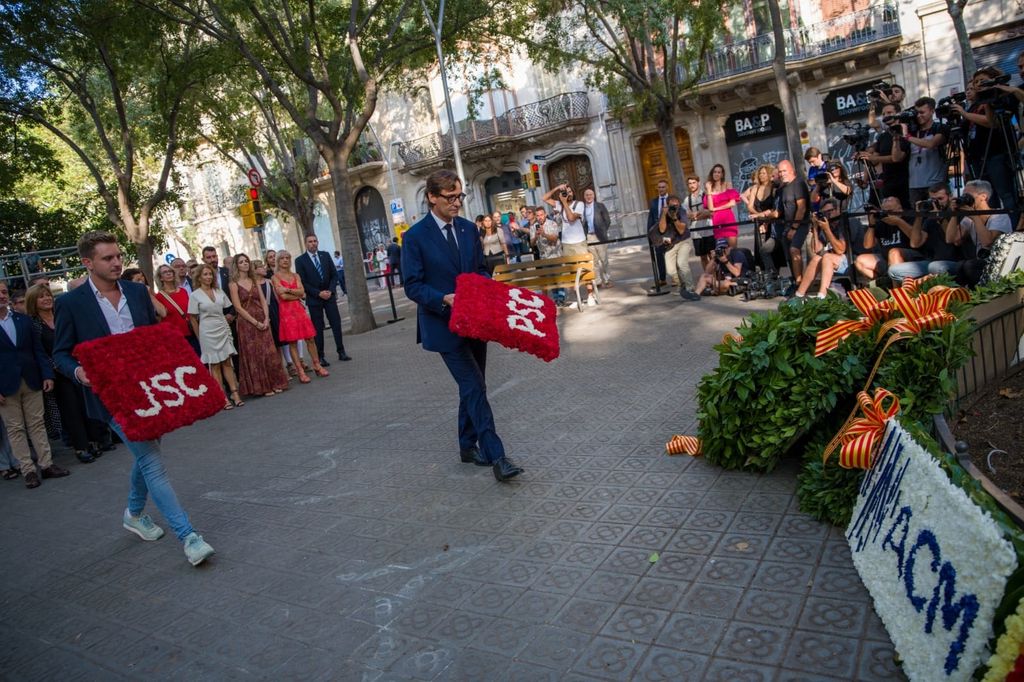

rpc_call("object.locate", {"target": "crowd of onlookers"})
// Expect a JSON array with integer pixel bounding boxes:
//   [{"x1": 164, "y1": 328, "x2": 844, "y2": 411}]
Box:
[
  {"x1": 643, "y1": 58, "x2": 1024, "y2": 301},
  {"x1": 0, "y1": 233, "x2": 356, "y2": 488}
]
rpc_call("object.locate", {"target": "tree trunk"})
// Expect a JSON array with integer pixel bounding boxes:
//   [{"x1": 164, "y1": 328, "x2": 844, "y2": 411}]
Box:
[
  {"x1": 656, "y1": 113, "x2": 687, "y2": 196},
  {"x1": 135, "y1": 236, "x2": 155, "y2": 285},
  {"x1": 324, "y1": 150, "x2": 376, "y2": 333},
  {"x1": 768, "y1": 0, "x2": 804, "y2": 180},
  {"x1": 947, "y1": 1, "x2": 976, "y2": 86}
]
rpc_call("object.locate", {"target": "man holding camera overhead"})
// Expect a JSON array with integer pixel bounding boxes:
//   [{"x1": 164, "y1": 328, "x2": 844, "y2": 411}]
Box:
[{"x1": 903, "y1": 97, "x2": 949, "y2": 206}]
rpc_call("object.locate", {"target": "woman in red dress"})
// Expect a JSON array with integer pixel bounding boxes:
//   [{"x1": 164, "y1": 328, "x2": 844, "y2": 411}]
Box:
[
  {"x1": 229, "y1": 254, "x2": 289, "y2": 397},
  {"x1": 704, "y1": 163, "x2": 742, "y2": 248},
  {"x1": 272, "y1": 250, "x2": 327, "y2": 383},
  {"x1": 154, "y1": 264, "x2": 199, "y2": 356}
]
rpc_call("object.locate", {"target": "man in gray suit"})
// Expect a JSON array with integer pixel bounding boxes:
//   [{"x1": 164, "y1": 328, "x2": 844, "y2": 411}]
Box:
[{"x1": 581, "y1": 188, "x2": 613, "y2": 287}]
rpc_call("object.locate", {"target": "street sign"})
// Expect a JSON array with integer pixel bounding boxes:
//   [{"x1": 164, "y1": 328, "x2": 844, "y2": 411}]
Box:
[
  {"x1": 390, "y1": 198, "x2": 405, "y2": 225},
  {"x1": 247, "y1": 168, "x2": 263, "y2": 187},
  {"x1": 164, "y1": 254, "x2": 175, "y2": 264}
]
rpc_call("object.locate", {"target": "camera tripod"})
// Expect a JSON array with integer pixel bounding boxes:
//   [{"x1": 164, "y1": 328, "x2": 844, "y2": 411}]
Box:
[{"x1": 943, "y1": 121, "x2": 969, "y2": 198}]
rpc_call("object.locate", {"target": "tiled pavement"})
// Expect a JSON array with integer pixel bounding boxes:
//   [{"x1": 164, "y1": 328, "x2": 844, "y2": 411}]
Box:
[{"x1": 0, "y1": 250, "x2": 905, "y2": 680}]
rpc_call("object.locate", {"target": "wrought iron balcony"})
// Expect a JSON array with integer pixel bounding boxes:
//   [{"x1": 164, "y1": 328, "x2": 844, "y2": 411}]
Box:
[
  {"x1": 698, "y1": 3, "x2": 900, "y2": 82},
  {"x1": 397, "y1": 91, "x2": 590, "y2": 167}
]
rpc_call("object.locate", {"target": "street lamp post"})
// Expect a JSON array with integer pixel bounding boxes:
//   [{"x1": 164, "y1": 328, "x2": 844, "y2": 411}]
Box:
[{"x1": 421, "y1": 0, "x2": 466, "y2": 189}]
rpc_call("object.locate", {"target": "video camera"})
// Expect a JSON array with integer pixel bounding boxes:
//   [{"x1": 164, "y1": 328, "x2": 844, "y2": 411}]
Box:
[
  {"x1": 881, "y1": 108, "x2": 918, "y2": 134},
  {"x1": 975, "y1": 74, "x2": 1013, "y2": 105},
  {"x1": 841, "y1": 123, "x2": 871, "y2": 150},
  {"x1": 867, "y1": 81, "x2": 895, "y2": 100},
  {"x1": 935, "y1": 92, "x2": 967, "y2": 119}
]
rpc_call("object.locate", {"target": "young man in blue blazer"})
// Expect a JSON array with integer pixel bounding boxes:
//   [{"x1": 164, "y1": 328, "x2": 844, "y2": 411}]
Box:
[
  {"x1": 0, "y1": 280, "x2": 70, "y2": 488},
  {"x1": 53, "y1": 231, "x2": 214, "y2": 567},
  {"x1": 401, "y1": 169, "x2": 523, "y2": 482}
]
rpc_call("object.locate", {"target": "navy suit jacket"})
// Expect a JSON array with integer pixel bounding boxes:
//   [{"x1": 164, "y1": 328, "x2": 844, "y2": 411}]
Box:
[
  {"x1": 0, "y1": 311, "x2": 53, "y2": 396},
  {"x1": 53, "y1": 280, "x2": 157, "y2": 422},
  {"x1": 401, "y1": 213, "x2": 488, "y2": 353},
  {"x1": 295, "y1": 250, "x2": 339, "y2": 305},
  {"x1": 647, "y1": 195, "x2": 668, "y2": 230}
]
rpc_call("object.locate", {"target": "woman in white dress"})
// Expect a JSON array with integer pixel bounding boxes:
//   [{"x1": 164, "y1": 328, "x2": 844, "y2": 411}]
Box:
[{"x1": 188, "y1": 263, "x2": 242, "y2": 410}]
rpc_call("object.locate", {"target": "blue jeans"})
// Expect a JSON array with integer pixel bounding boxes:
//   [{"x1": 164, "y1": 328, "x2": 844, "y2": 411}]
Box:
[
  {"x1": 928, "y1": 260, "x2": 960, "y2": 276},
  {"x1": 109, "y1": 419, "x2": 195, "y2": 542},
  {"x1": 887, "y1": 260, "x2": 929, "y2": 283}
]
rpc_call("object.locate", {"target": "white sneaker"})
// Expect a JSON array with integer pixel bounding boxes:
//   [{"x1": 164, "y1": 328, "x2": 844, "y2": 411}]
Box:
[
  {"x1": 123, "y1": 509, "x2": 165, "y2": 541},
  {"x1": 586, "y1": 296, "x2": 597, "y2": 307}
]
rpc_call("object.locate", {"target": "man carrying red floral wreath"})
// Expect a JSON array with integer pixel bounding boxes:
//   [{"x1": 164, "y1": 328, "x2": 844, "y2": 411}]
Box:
[
  {"x1": 401, "y1": 170, "x2": 523, "y2": 482},
  {"x1": 53, "y1": 231, "x2": 215, "y2": 567}
]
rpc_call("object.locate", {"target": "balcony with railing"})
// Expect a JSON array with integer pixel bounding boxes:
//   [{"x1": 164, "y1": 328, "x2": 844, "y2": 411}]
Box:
[
  {"x1": 397, "y1": 91, "x2": 590, "y2": 169},
  {"x1": 697, "y1": 3, "x2": 900, "y2": 83}
]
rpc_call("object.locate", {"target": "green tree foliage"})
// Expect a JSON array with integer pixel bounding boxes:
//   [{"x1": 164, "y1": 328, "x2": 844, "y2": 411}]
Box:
[
  {"x1": 508, "y1": 0, "x2": 722, "y2": 194},
  {"x1": 0, "y1": 0, "x2": 223, "y2": 279},
  {"x1": 151, "y1": 0, "x2": 496, "y2": 333},
  {"x1": 0, "y1": 116, "x2": 61, "y2": 198}
]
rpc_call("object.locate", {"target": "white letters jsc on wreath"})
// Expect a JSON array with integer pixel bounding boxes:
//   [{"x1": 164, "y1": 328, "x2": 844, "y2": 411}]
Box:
[{"x1": 134, "y1": 366, "x2": 209, "y2": 418}]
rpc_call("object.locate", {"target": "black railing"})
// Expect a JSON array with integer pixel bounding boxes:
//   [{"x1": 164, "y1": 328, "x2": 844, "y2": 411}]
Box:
[
  {"x1": 951, "y1": 301, "x2": 1024, "y2": 414},
  {"x1": 698, "y1": 3, "x2": 901, "y2": 82},
  {"x1": 397, "y1": 91, "x2": 590, "y2": 166}
]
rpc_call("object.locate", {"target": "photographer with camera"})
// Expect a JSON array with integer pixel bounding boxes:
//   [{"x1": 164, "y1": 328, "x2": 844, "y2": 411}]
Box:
[
  {"x1": 867, "y1": 82, "x2": 907, "y2": 131},
  {"x1": 694, "y1": 242, "x2": 753, "y2": 297},
  {"x1": 790, "y1": 199, "x2": 849, "y2": 300},
  {"x1": 810, "y1": 160, "x2": 853, "y2": 211},
  {"x1": 856, "y1": 102, "x2": 909, "y2": 209},
  {"x1": 804, "y1": 148, "x2": 828, "y2": 184},
  {"x1": 544, "y1": 183, "x2": 595, "y2": 303},
  {"x1": 944, "y1": 179, "x2": 1013, "y2": 287},
  {"x1": 529, "y1": 205, "x2": 567, "y2": 306},
  {"x1": 855, "y1": 196, "x2": 927, "y2": 282},
  {"x1": 652, "y1": 195, "x2": 701, "y2": 302},
  {"x1": 888, "y1": 183, "x2": 963, "y2": 281},
  {"x1": 952, "y1": 68, "x2": 1020, "y2": 225},
  {"x1": 904, "y1": 97, "x2": 949, "y2": 206}
]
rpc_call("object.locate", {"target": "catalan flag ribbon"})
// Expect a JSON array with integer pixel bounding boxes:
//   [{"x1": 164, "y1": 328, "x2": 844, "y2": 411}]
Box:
[
  {"x1": 666, "y1": 435, "x2": 703, "y2": 457},
  {"x1": 814, "y1": 288, "x2": 892, "y2": 357},
  {"x1": 884, "y1": 284, "x2": 968, "y2": 340},
  {"x1": 823, "y1": 388, "x2": 900, "y2": 470}
]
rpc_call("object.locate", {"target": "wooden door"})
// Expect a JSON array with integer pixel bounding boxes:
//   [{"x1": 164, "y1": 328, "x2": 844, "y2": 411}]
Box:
[
  {"x1": 639, "y1": 128, "x2": 696, "y2": 201},
  {"x1": 546, "y1": 155, "x2": 594, "y2": 195}
]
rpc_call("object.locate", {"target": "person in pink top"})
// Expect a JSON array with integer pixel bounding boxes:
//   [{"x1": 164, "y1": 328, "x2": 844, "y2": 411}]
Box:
[{"x1": 704, "y1": 164, "x2": 741, "y2": 247}]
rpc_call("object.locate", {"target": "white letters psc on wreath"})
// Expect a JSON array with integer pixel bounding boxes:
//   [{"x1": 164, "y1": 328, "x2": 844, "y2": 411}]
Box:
[
  {"x1": 134, "y1": 366, "x2": 209, "y2": 418},
  {"x1": 506, "y1": 288, "x2": 547, "y2": 338}
]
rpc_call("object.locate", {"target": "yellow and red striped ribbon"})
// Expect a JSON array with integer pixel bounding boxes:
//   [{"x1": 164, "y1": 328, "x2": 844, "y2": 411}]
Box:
[
  {"x1": 666, "y1": 435, "x2": 703, "y2": 456},
  {"x1": 823, "y1": 388, "x2": 900, "y2": 469},
  {"x1": 814, "y1": 289, "x2": 892, "y2": 357}
]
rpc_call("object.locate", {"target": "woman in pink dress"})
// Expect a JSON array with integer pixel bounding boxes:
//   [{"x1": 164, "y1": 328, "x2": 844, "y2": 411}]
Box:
[
  {"x1": 704, "y1": 164, "x2": 742, "y2": 247},
  {"x1": 272, "y1": 250, "x2": 327, "y2": 383}
]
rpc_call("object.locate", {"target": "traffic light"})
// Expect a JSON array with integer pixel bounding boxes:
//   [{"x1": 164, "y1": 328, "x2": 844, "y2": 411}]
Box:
[
  {"x1": 521, "y1": 173, "x2": 531, "y2": 190},
  {"x1": 530, "y1": 163, "x2": 541, "y2": 189},
  {"x1": 240, "y1": 187, "x2": 264, "y2": 229}
]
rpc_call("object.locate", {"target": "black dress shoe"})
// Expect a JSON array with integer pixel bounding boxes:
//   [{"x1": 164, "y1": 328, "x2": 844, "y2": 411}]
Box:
[
  {"x1": 460, "y1": 447, "x2": 490, "y2": 466},
  {"x1": 320, "y1": 360, "x2": 331, "y2": 368},
  {"x1": 41, "y1": 465, "x2": 70, "y2": 479},
  {"x1": 76, "y1": 451, "x2": 96, "y2": 464},
  {"x1": 338, "y1": 352, "x2": 352, "y2": 362},
  {"x1": 24, "y1": 472, "x2": 40, "y2": 489},
  {"x1": 492, "y1": 456, "x2": 523, "y2": 482}
]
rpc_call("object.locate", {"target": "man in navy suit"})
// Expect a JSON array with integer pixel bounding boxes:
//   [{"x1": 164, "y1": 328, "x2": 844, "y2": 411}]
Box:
[
  {"x1": 295, "y1": 234, "x2": 350, "y2": 365},
  {"x1": 647, "y1": 179, "x2": 670, "y2": 286},
  {"x1": 401, "y1": 169, "x2": 523, "y2": 482},
  {"x1": 0, "y1": 280, "x2": 69, "y2": 488},
  {"x1": 53, "y1": 231, "x2": 214, "y2": 567}
]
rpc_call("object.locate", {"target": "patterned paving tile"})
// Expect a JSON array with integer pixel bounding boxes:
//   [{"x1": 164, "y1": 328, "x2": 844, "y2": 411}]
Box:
[
  {"x1": 716, "y1": 622, "x2": 791, "y2": 665},
  {"x1": 570, "y1": 636, "x2": 647, "y2": 681}
]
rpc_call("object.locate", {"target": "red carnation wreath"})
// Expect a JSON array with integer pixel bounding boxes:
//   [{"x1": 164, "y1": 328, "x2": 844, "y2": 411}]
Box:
[
  {"x1": 448, "y1": 273, "x2": 560, "y2": 361},
  {"x1": 73, "y1": 324, "x2": 227, "y2": 441}
]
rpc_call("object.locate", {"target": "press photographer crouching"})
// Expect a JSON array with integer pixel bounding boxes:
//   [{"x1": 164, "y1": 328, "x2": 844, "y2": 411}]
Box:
[
  {"x1": 790, "y1": 199, "x2": 849, "y2": 300},
  {"x1": 944, "y1": 179, "x2": 1014, "y2": 287},
  {"x1": 695, "y1": 241, "x2": 753, "y2": 296},
  {"x1": 887, "y1": 183, "x2": 963, "y2": 282},
  {"x1": 855, "y1": 196, "x2": 927, "y2": 282}
]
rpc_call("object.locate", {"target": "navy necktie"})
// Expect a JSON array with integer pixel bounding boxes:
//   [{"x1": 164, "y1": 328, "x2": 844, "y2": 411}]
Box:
[
  {"x1": 312, "y1": 252, "x2": 324, "y2": 279},
  {"x1": 443, "y1": 224, "x2": 460, "y2": 264}
]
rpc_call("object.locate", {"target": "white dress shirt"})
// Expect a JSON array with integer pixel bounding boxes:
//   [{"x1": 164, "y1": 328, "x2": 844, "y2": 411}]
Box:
[
  {"x1": 88, "y1": 277, "x2": 134, "y2": 335},
  {"x1": 431, "y1": 211, "x2": 459, "y2": 248},
  {"x1": 0, "y1": 308, "x2": 16, "y2": 345}
]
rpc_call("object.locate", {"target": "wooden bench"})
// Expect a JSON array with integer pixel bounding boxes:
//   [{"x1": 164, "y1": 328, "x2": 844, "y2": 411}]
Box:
[{"x1": 493, "y1": 253, "x2": 600, "y2": 310}]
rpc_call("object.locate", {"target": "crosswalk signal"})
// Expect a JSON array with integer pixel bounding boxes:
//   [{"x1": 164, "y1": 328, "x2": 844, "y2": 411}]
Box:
[
  {"x1": 521, "y1": 172, "x2": 531, "y2": 190},
  {"x1": 530, "y1": 163, "x2": 541, "y2": 189},
  {"x1": 240, "y1": 187, "x2": 264, "y2": 229}
]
